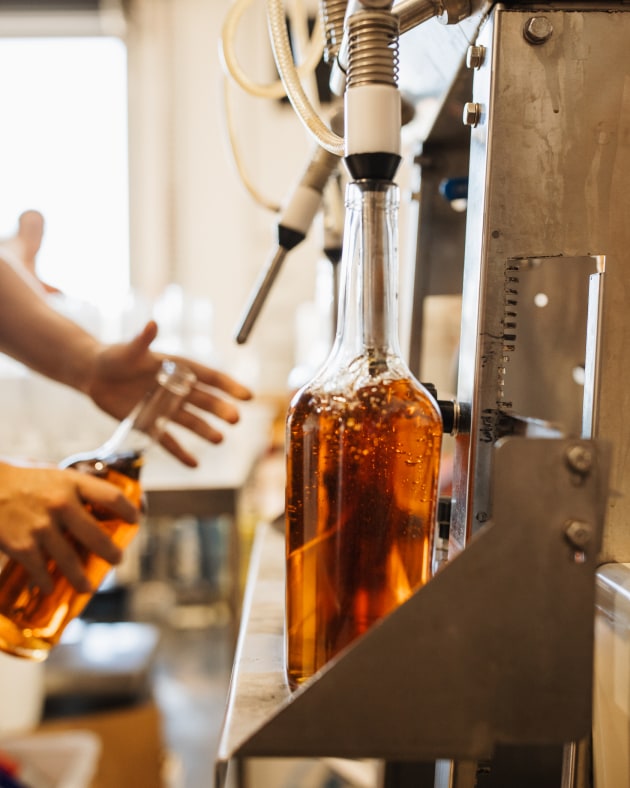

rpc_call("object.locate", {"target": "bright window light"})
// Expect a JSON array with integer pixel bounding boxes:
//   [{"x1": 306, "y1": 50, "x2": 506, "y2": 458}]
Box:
[{"x1": 0, "y1": 37, "x2": 129, "y2": 308}]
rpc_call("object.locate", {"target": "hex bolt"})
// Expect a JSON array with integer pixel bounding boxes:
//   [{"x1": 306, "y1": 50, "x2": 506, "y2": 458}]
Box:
[
  {"x1": 523, "y1": 16, "x2": 553, "y2": 45},
  {"x1": 463, "y1": 102, "x2": 482, "y2": 127},
  {"x1": 466, "y1": 45, "x2": 486, "y2": 70},
  {"x1": 565, "y1": 520, "x2": 594, "y2": 550},
  {"x1": 565, "y1": 444, "x2": 593, "y2": 475}
]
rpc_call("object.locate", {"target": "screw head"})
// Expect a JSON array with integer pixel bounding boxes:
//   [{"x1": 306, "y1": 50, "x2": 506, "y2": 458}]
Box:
[
  {"x1": 466, "y1": 45, "x2": 486, "y2": 70},
  {"x1": 565, "y1": 519, "x2": 594, "y2": 550},
  {"x1": 463, "y1": 102, "x2": 482, "y2": 128},
  {"x1": 566, "y1": 444, "x2": 593, "y2": 475},
  {"x1": 524, "y1": 16, "x2": 553, "y2": 45}
]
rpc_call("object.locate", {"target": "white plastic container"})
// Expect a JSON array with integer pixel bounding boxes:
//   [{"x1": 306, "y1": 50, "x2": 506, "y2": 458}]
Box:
[
  {"x1": 0, "y1": 730, "x2": 101, "y2": 788},
  {"x1": 0, "y1": 651, "x2": 45, "y2": 734}
]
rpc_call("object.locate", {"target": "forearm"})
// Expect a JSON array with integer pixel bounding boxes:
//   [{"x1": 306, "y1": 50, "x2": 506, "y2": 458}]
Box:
[
  {"x1": 0, "y1": 257, "x2": 102, "y2": 392},
  {"x1": 0, "y1": 256, "x2": 255, "y2": 467}
]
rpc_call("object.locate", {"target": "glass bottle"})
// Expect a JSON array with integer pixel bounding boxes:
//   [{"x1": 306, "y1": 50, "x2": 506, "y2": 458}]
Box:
[
  {"x1": 0, "y1": 360, "x2": 196, "y2": 661},
  {"x1": 285, "y1": 180, "x2": 443, "y2": 689}
]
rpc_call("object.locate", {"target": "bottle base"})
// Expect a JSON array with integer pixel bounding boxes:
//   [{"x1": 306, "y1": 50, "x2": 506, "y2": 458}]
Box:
[
  {"x1": 0, "y1": 615, "x2": 51, "y2": 662},
  {"x1": 286, "y1": 669, "x2": 311, "y2": 692}
]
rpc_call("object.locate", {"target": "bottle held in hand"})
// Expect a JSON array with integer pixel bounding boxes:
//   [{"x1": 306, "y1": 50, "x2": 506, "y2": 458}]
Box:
[{"x1": 0, "y1": 360, "x2": 196, "y2": 661}]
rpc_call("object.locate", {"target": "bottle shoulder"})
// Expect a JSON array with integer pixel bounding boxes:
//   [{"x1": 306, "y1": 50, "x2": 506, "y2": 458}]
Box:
[
  {"x1": 288, "y1": 360, "x2": 442, "y2": 427},
  {"x1": 291, "y1": 351, "x2": 430, "y2": 395},
  {"x1": 61, "y1": 449, "x2": 145, "y2": 481}
]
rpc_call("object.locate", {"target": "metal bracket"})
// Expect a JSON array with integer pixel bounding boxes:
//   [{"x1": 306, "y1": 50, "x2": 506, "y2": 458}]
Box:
[{"x1": 215, "y1": 436, "x2": 610, "y2": 784}]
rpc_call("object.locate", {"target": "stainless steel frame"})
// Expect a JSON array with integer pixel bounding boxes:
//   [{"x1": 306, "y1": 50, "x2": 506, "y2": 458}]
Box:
[
  {"x1": 451, "y1": 4, "x2": 630, "y2": 562},
  {"x1": 216, "y1": 3, "x2": 630, "y2": 786}
]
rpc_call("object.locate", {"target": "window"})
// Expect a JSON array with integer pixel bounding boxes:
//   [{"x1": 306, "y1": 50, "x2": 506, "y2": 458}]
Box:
[{"x1": 0, "y1": 36, "x2": 129, "y2": 307}]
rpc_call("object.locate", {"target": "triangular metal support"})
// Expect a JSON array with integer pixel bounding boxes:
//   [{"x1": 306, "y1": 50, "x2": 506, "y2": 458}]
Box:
[{"x1": 215, "y1": 436, "x2": 609, "y2": 785}]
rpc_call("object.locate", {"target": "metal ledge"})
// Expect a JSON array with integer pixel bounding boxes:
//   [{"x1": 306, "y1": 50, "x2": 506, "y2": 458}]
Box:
[{"x1": 215, "y1": 436, "x2": 609, "y2": 785}]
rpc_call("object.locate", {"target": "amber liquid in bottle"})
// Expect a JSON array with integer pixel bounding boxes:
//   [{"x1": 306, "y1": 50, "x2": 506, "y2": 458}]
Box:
[
  {"x1": 0, "y1": 451, "x2": 144, "y2": 661},
  {"x1": 286, "y1": 375, "x2": 441, "y2": 688},
  {"x1": 285, "y1": 179, "x2": 443, "y2": 689}
]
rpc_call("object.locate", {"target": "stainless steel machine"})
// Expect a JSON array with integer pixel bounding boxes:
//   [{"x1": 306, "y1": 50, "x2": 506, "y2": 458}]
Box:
[{"x1": 217, "y1": 2, "x2": 630, "y2": 786}]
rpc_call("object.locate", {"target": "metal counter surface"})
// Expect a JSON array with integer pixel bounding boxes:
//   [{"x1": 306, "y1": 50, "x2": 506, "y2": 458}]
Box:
[{"x1": 215, "y1": 521, "x2": 288, "y2": 787}]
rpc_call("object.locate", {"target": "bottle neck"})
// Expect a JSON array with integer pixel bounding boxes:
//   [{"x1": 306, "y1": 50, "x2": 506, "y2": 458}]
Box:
[
  {"x1": 62, "y1": 361, "x2": 196, "y2": 468},
  {"x1": 101, "y1": 361, "x2": 196, "y2": 458},
  {"x1": 331, "y1": 180, "x2": 402, "y2": 366}
]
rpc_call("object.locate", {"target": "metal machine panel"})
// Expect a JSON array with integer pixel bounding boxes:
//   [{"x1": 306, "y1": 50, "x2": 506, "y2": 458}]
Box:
[{"x1": 451, "y1": 6, "x2": 630, "y2": 561}]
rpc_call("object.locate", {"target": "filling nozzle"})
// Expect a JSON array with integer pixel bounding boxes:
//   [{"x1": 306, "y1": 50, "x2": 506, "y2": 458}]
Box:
[
  {"x1": 234, "y1": 144, "x2": 340, "y2": 344},
  {"x1": 342, "y1": 2, "x2": 402, "y2": 182},
  {"x1": 234, "y1": 245, "x2": 289, "y2": 345}
]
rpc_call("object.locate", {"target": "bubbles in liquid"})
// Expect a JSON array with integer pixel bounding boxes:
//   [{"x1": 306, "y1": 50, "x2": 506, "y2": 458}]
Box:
[{"x1": 286, "y1": 377, "x2": 442, "y2": 688}]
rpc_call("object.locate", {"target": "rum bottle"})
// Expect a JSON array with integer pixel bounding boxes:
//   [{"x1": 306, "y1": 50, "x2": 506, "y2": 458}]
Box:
[
  {"x1": 286, "y1": 180, "x2": 443, "y2": 689},
  {"x1": 0, "y1": 360, "x2": 196, "y2": 660}
]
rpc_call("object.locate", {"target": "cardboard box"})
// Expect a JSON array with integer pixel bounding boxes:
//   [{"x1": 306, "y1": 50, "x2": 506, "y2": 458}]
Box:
[{"x1": 38, "y1": 701, "x2": 166, "y2": 788}]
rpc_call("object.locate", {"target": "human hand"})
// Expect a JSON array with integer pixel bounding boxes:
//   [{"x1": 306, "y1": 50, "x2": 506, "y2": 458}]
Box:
[
  {"x1": 0, "y1": 462, "x2": 139, "y2": 594},
  {"x1": 84, "y1": 320, "x2": 254, "y2": 466}
]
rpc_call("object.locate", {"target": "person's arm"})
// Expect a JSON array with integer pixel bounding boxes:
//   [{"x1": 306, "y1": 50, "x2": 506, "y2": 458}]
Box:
[
  {"x1": 0, "y1": 257, "x2": 253, "y2": 465},
  {"x1": 0, "y1": 254, "x2": 101, "y2": 389}
]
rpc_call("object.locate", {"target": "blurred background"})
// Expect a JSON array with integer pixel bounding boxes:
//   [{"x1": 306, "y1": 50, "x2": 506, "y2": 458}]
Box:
[{"x1": 0, "y1": 2, "x2": 461, "y2": 787}]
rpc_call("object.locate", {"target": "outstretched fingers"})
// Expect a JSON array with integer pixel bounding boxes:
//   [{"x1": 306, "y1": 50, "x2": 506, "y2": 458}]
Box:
[{"x1": 44, "y1": 473, "x2": 138, "y2": 593}]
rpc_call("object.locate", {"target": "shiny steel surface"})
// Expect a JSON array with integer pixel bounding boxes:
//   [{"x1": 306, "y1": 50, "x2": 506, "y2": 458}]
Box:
[{"x1": 451, "y1": 6, "x2": 630, "y2": 563}]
